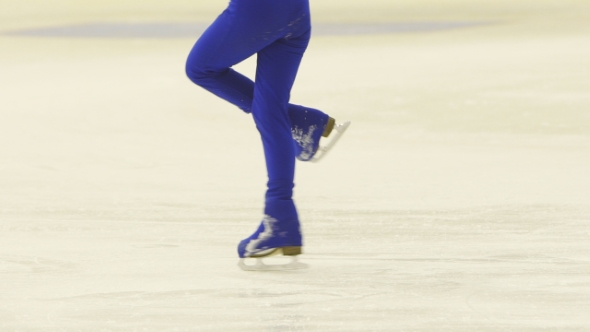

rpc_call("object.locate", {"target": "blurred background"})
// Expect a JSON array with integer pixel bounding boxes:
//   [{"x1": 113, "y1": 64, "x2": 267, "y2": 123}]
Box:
[{"x1": 1, "y1": 1, "x2": 589, "y2": 331}]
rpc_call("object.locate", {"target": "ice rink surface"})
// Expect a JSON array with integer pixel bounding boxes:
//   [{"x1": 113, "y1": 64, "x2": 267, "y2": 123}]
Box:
[{"x1": 1, "y1": 0, "x2": 590, "y2": 331}]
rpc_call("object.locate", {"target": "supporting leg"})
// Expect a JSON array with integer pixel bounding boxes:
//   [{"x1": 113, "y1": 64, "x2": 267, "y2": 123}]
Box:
[{"x1": 251, "y1": 30, "x2": 311, "y2": 220}]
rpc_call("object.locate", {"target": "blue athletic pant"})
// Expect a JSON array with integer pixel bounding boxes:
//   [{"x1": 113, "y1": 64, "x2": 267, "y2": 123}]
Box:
[{"x1": 186, "y1": 0, "x2": 315, "y2": 222}]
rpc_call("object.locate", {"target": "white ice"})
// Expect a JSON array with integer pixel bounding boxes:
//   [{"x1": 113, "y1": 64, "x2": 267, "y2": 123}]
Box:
[{"x1": 1, "y1": 0, "x2": 590, "y2": 331}]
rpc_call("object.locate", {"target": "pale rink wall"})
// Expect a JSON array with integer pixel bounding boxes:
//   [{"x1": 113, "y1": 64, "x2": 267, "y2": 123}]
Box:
[{"x1": 1, "y1": 0, "x2": 590, "y2": 331}]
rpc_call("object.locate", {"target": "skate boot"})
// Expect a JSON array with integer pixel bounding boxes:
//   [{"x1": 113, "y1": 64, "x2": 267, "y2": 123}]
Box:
[
  {"x1": 237, "y1": 215, "x2": 307, "y2": 271},
  {"x1": 290, "y1": 109, "x2": 351, "y2": 162}
]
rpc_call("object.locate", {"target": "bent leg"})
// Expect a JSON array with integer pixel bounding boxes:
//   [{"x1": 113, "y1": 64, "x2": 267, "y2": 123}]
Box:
[
  {"x1": 185, "y1": 3, "x2": 328, "y2": 123},
  {"x1": 185, "y1": 4, "x2": 260, "y2": 113}
]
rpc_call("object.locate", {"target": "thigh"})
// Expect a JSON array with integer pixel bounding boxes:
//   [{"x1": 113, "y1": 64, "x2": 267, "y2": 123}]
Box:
[
  {"x1": 260, "y1": 31, "x2": 311, "y2": 89},
  {"x1": 187, "y1": 5, "x2": 255, "y2": 72},
  {"x1": 252, "y1": 29, "x2": 311, "y2": 123},
  {"x1": 188, "y1": 0, "x2": 311, "y2": 72}
]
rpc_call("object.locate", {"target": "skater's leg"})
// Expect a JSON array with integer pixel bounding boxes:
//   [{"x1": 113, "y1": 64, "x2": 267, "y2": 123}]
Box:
[
  {"x1": 252, "y1": 29, "x2": 312, "y2": 222},
  {"x1": 185, "y1": 1, "x2": 329, "y2": 124},
  {"x1": 187, "y1": 45, "x2": 325, "y2": 121},
  {"x1": 184, "y1": 2, "x2": 261, "y2": 114},
  {"x1": 185, "y1": 14, "x2": 332, "y2": 161},
  {"x1": 236, "y1": 28, "x2": 312, "y2": 259}
]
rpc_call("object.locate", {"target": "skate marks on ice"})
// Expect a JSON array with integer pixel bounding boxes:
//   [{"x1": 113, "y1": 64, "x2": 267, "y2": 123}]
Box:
[
  {"x1": 132, "y1": 243, "x2": 180, "y2": 249},
  {"x1": 294, "y1": 205, "x2": 590, "y2": 329},
  {"x1": 0, "y1": 206, "x2": 589, "y2": 330},
  {"x1": 2, "y1": 21, "x2": 492, "y2": 38},
  {"x1": 0, "y1": 255, "x2": 79, "y2": 275},
  {"x1": 41, "y1": 291, "x2": 351, "y2": 332}
]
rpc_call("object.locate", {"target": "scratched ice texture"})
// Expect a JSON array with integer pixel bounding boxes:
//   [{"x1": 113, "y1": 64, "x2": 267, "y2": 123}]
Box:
[{"x1": 1, "y1": 0, "x2": 589, "y2": 331}]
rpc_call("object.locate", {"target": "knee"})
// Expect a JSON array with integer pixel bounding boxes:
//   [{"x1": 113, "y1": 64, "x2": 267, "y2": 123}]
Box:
[
  {"x1": 185, "y1": 58, "x2": 210, "y2": 85},
  {"x1": 185, "y1": 60, "x2": 230, "y2": 89}
]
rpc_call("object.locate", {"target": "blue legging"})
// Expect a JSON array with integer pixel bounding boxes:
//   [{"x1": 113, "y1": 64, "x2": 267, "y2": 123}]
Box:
[{"x1": 186, "y1": 0, "x2": 314, "y2": 222}]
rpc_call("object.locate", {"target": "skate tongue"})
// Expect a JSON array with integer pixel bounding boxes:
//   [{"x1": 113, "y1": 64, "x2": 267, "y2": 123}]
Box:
[{"x1": 238, "y1": 256, "x2": 308, "y2": 271}]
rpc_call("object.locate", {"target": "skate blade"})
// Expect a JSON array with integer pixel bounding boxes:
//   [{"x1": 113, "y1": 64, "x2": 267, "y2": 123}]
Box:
[
  {"x1": 249, "y1": 246, "x2": 301, "y2": 258},
  {"x1": 238, "y1": 254, "x2": 308, "y2": 272},
  {"x1": 311, "y1": 121, "x2": 351, "y2": 163}
]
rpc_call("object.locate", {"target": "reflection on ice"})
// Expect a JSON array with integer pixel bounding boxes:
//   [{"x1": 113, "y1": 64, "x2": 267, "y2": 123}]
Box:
[{"x1": 3, "y1": 21, "x2": 490, "y2": 38}]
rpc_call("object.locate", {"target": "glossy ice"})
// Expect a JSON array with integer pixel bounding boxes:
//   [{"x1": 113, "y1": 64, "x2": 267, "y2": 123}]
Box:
[{"x1": 1, "y1": 0, "x2": 589, "y2": 331}]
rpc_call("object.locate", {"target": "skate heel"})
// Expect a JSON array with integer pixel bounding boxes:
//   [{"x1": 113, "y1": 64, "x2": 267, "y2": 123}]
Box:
[
  {"x1": 323, "y1": 117, "x2": 336, "y2": 137},
  {"x1": 282, "y1": 246, "x2": 302, "y2": 256}
]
